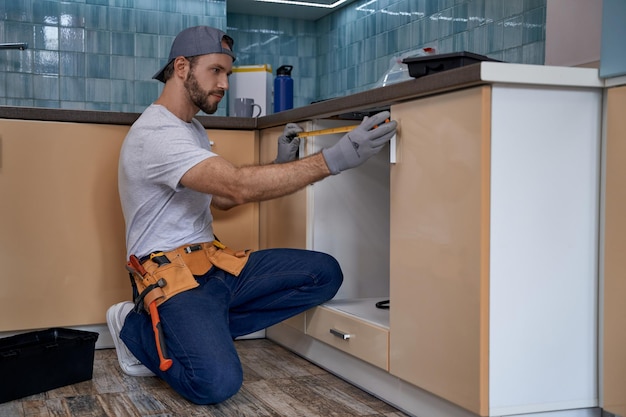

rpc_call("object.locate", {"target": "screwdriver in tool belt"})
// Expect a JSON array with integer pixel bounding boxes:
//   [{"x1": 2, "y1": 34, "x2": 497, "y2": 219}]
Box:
[{"x1": 128, "y1": 254, "x2": 148, "y2": 276}]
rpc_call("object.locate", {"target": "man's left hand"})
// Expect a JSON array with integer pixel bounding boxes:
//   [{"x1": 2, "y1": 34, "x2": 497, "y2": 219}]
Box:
[{"x1": 275, "y1": 123, "x2": 303, "y2": 163}]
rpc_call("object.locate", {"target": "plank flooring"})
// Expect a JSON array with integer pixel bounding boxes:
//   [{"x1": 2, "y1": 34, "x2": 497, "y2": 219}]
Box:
[{"x1": 0, "y1": 339, "x2": 409, "y2": 417}]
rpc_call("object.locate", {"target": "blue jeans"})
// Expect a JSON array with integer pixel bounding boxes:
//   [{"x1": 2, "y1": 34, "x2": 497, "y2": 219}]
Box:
[{"x1": 120, "y1": 248, "x2": 342, "y2": 404}]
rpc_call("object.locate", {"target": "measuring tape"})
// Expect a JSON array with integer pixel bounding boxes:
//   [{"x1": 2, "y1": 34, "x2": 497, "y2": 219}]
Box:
[
  {"x1": 296, "y1": 125, "x2": 359, "y2": 138},
  {"x1": 296, "y1": 119, "x2": 391, "y2": 138}
]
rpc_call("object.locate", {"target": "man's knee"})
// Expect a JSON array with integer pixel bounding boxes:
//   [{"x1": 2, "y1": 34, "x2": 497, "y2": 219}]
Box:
[
  {"x1": 181, "y1": 368, "x2": 243, "y2": 405},
  {"x1": 315, "y1": 252, "x2": 343, "y2": 299}
]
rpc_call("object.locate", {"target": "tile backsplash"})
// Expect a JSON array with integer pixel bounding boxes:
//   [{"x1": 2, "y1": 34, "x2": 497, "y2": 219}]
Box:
[
  {"x1": 0, "y1": 0, "x2": 228, "y2": 113},
  {"x1": 0, "y1": 0, "x2": 545, "y2": 113}
]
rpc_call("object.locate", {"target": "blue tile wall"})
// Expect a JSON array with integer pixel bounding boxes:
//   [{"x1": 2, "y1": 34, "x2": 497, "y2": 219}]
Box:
[
  {"x1": 1, "y1": 0, "x2": 228, "y2": 113},
  {"x1": 1, "y1": 0, "x2": 545, "y2": 113},
  {"x1": 226, "y1": 14, "x2": 318, "y2": 109},
  {"x1": 313, "y1": 0, "x2": 546, "y2": 99},
  {"x1": 229, "y1": 0, "x2": 545, "y2": 105}
]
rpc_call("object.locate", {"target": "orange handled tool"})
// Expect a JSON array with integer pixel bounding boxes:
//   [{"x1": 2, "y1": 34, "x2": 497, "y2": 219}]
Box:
[
  {"x1": 149, "y1": 299, "x2": 173, "y2": 372},
  {"x1": 128, "y1": 254, "x2": 147, "y2": 276},
  {"x1": 127, "y1": 254, "x2": 173, "y2": 372}
]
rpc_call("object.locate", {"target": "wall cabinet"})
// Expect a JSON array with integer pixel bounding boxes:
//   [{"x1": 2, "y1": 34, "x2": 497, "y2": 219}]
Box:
[
  {"x1": 0, "y1": 121, "x2": 257, "y2": 332},
  {"x1": 266, "y1": 76, "x2": 603, "y2": 417}
]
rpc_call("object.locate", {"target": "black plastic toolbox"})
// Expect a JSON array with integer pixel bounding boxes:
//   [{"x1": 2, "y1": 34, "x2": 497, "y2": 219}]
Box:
[
  {"x1": 402, "y1": 51, "x2": 500, "y2": 79},
  {"x1": 0, "y1": 328, "x2": 99, "y2": 403}
]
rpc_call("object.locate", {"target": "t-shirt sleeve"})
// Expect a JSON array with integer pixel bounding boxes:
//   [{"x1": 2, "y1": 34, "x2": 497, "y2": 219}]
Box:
[{"x1": 142, "y1": 121, "x2": 216, "y2": 190}]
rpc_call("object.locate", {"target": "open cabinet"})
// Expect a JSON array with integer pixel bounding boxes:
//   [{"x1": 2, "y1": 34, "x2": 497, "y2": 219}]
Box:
[
  {"x1": 303, "y1": 119, "x2": 391, "y2": 370},
  {"x1": 260, "y1": 119, "x2": 392, "y2": 370}
]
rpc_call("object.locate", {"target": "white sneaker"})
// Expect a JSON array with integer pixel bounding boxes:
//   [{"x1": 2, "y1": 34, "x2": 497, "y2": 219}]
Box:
[{"x1": 106, "y1": 301, "x2": 155, "y2": 377}]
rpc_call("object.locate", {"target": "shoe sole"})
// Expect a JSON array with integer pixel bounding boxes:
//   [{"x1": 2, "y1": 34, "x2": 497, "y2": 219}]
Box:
[{"x1": 106, "y1": 303, "x2": 156, "y2": 377}]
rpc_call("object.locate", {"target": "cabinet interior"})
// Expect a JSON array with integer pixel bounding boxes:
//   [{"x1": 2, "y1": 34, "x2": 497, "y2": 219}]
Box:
[{"x1": 305, "y1": 119, "x2": 390, "y2": 329}]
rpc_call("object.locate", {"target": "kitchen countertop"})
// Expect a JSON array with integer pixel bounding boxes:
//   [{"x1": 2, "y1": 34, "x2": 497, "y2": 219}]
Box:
[
  {"x1": 0, "y1": 63, "x2": 602, "y2": 129},
  {"x1": 0, "y1": 64, "x2": 484, "y2": 128}
]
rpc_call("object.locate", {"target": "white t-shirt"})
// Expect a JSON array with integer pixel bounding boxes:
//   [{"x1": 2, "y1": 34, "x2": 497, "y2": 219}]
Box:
[{"x1": 118, "y1": 104, "x2": 217, "y2": 258}]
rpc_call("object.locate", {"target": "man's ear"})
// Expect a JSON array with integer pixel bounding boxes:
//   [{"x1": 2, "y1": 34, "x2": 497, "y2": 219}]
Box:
[{"x1": 173, "y1": 56, "x2": 188, "y2": 79}]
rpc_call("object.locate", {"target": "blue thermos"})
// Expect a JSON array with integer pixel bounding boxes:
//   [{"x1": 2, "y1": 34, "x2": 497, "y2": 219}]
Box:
[{"x1": 274, "y1": 65, "x2": 293, "y2": 113}]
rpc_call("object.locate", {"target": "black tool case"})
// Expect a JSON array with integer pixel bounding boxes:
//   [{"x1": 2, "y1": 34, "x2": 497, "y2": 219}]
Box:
[
  {"x1": 0, "y1": 328, "x2": 99, "y2": 403},
  {"x1": 402, "y1": 51, "x2": 500, "y2": 79}
]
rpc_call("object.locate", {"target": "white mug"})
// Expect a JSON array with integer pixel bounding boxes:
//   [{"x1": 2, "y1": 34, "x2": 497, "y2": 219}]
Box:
[{"x1": 234, "y1": 98, "x2": 262, "y2": 117}]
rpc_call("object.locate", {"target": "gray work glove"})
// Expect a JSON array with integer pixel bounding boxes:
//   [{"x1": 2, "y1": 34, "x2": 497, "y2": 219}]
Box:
[
  {"x1": 322, "y1": 111, "x2": 397, "y2": 175},
  {"x1": 275, "y1": 123, "x2": 303, "y2": 163}
]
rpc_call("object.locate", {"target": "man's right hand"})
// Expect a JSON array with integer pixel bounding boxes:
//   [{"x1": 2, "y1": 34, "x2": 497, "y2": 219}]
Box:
[{"x1": 322, "y1": 111, "x2": 397, "y2": 175}]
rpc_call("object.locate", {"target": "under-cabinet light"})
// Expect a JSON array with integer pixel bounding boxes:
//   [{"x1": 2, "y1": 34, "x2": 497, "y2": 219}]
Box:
[{"x1": 254, "y1": 0, "x2": 350, "y2": 9}]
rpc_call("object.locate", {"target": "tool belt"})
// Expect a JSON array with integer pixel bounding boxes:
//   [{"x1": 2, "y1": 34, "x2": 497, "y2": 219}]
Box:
[{"x1": 127, "y1": 241, "x2": 250, "y2": 311}]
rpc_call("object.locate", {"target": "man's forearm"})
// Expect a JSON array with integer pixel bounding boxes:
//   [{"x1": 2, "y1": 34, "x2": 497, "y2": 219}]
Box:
[
  {"x1": 234, "y1": 152, "x2": 331, "y2": 204},
  {"x1": 188, "y1": 152, "x2": 331, "y2": 208}
]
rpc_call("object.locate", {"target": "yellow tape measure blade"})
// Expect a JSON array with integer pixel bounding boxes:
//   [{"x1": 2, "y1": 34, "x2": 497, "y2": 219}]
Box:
[{"x1": 296, "y1": 125, "x2": 358, "y2": 138}]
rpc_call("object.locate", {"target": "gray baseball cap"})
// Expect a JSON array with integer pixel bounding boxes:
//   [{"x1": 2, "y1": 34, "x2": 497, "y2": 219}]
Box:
[{"x1": 153, "y1": 26, "x2": 236, "y2": 83}]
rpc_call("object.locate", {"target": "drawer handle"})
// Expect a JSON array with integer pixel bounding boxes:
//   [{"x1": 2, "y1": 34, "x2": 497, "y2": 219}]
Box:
[{"x1": 330, "y1": 328, "x2": 351, "y2": 340}]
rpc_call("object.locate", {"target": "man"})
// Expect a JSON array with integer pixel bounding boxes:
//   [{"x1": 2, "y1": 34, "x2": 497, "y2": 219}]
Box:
[{"x1": 106, "y1": 25, "x2": 397, "y2": 405}]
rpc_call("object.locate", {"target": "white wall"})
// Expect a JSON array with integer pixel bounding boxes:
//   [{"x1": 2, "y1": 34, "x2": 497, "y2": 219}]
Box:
[{"x1": 545, "y1": 0, "x2": 603, "y2": 67}]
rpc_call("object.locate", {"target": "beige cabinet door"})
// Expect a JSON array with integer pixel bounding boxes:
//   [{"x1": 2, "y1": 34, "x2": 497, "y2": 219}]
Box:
[
  {"x1": 0, "y1": 120, "x2": 130, "y2": 331},
  {"x1": 258, "y1": 125, "x2": 308, "y2": 333},
  {"x1": 389, "y1": 86, "x2": 492, "y2": 416},
  {"x1": 0, "y1": 123, "x2": 258, "y2": 331},
  {"x1": 258, "y1": 125, "x2": 308, "y2": 251},
  {"x1": 602, "y1": 85, "x2": 626, "y2": 417},
  {"x1": 208, "y1": 129, "x2": 260, "y2": 252}
]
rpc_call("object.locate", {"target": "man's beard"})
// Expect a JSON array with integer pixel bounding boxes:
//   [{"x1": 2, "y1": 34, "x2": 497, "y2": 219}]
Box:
[{"x1": 184, "y1": 71, "x2": 222, "y2": 115}]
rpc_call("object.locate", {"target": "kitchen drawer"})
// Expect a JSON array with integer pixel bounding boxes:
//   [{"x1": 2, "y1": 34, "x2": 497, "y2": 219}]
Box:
[
  {"x1": 282, "y1": 312, "x2": 306, "y2": 332},
  {"x1": 306, "y1": 306, "x2": 389, "y2": 370}
]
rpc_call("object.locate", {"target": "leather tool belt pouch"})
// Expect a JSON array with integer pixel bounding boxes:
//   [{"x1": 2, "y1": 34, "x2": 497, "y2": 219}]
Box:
[
  {"x1": 132, "y1": 241, "x2": 250, "y2": 310},
  {"x1": 139, "y1": 253, "x2": 199, "y2": 308},
  {"x1": 166, "y1": 241, "x2": 250, "y2": 276}
]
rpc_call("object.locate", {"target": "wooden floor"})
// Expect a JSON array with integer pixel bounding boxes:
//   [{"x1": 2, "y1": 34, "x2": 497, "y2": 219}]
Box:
[{"x1": 0, "y1": 338, "x2": 409, "y2": 417}]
